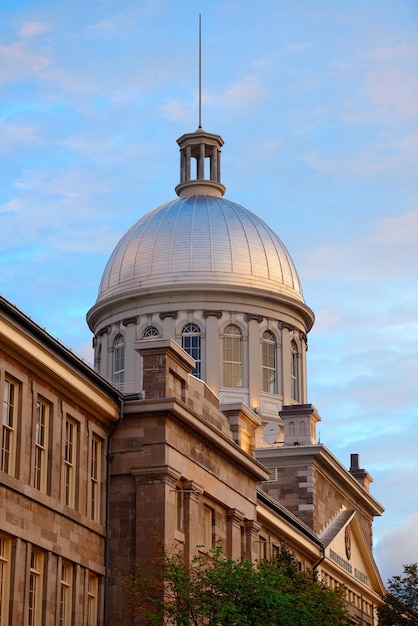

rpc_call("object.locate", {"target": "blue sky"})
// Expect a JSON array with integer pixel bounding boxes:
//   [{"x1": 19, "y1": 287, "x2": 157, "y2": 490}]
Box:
[{"x1": 1, "y1": 0, "x2": 417, "y2": 583}]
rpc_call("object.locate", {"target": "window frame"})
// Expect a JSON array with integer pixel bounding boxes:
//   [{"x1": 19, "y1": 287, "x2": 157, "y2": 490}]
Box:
[
  {"x1": 90, "y1": 435, "x2": 102, "y2": 522},
  {"x1": 112, "y1": 334, "x2": 125, "y2": 387},
  {"x1": 261, "y1": 330, "x2": 277, "y2": 394},
  {"x1": 33, "y1": 397, "x2": 50, "y2": 493},
  {"x1": 87, "y1": 573, "x2": 99, "y2": 626},
  {"x1": 59, "y1": 562, "x2": 73, "y2": 626},
  {"x1": 28, "y1": 549, "x2": 43, "y2": 626},
  {"x1": 181, "y1": 323, "x2": 202, "y2": 378},
  {"x1": 63, "y1": 417, "x2": 78, "y2": 508},
  {"x1": 203, "y1": 505, "x2": 215, "y2": 549},
  {"x1": 142, "y1": 326, "x2": 159, "y2": 338},
  {"x1": 290, "y1": 340, "x2": 300, "y2": 402},
  {"x1": 0, "y1": 535, "x2": 11, "y2": 626},
  {"x1": 223, "y1": 324, "x2": 243, "y2": 388},
  {"x1": 1, "y1": 376, "x2": 19, "y2": 476}
]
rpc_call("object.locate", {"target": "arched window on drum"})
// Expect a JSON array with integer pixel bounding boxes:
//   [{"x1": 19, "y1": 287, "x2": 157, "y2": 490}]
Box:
[
  {"x1": 181, "y1": 324, "x2": 201, "y2": 378},
  {"x1": 223, "y1": 325, "x2": 242, "y2": 388},
  {"x1": 112, "y1": 334, "x2": 125, "y2": 387},
  {"x1": 262, "y1": 330, "x2": 277, "y2": 394},
  {"x1": 290, "y1": 340, "x2": 299, "y2": 402},
  {"x1": 142, "y1": 326, "x2": 159, "y2": 338}
]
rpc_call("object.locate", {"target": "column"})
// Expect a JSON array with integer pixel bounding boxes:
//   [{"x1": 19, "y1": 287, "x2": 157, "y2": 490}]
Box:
[
  {"x1": 279, "y1": 322, "x2": 293, "y2": 405},
  {"x1": 132, "y1": 465, "x2": 181, "y2": 564},
  {"x1": 199, "y1": 142, "x2": 205, "y2": 179},
  {"x1": 183, "y1": 480, "x2": 202, "y2": 563},
  {"x1": 299, "y1": 332, "x2": 308, "y2": 404},
  {"x1": 185, "y1": 145, "x2": 191, "y2": 181},
  {"x1": 122, "y1": 316, "x2": 139, "y2": 394},
  {"x1": 245, "y1": 315, "x2": 262, "y2": 410},
  {"x1": 203, "y1": 311, "x2": 222, "y2": 395}
]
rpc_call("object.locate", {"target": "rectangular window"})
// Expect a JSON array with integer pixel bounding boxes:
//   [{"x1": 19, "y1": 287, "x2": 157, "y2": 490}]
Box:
[
  {"x1": 64, "y1": 418, "x2": 77, "y2": 507},
  {"x1": 28, "y1": 550, "x2": 43, "y2": 626},
  {"x1": 176, "y1": 489, "x2": 184, "y2": 533},
  {"x1": 90, "y1": 436, "x2": 102, "y2": 521},
  {"x1": 59, "y1": 563, "x2": 72, "y2": 626},
  {"x1": 265, "y1": 467, "x2": 277, "y2": 482},
  {"x1": 34, "y1": 398, "x2": 49, "y2": 492},
  {"x1": 87, "y1": 573, "x2": 98, "y2": 626},
  {"x1": 0, "y1": 537, "x2": 10, "y2": 626},
  {"x1": 204, "y1": 505, "x2": 214, "y2": 549},
  {"x1": 259, "y1": 536, "x2": 267, "y2": 561},
  {"x1": 240, "y1": 525, "x2": 246, "y2": 559},
  {"x1": 2, "y1": 377, "x2": 18, "y2": 475}
]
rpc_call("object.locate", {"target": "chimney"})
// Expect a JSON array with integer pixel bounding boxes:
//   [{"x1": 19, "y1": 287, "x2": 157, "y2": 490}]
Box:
[{"x1": 349, "y1": 453, "x2": 373, "y2": 492}]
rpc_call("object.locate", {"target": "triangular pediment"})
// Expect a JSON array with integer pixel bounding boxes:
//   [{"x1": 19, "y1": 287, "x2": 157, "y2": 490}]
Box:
[{"x1": 320, "y1": 510, "x2": 385, "y2": 596}]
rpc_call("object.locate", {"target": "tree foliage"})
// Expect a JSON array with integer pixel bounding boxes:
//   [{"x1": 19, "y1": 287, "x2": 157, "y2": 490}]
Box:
[
  {"x1": 120, "y1": 543, "x2": 350, "y2": 626},
  {"x1": 378, "y1": 563, "x2": 418, "y2": 625}
]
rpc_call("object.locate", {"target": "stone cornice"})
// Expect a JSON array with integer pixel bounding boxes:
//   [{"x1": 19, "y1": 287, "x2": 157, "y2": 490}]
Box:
[
  {"x1": 256, "y1": 444, "x2": 384, "y2": 518},
  {"x1": 123, "y1": 397, "x2": 270, "y2": 484}
]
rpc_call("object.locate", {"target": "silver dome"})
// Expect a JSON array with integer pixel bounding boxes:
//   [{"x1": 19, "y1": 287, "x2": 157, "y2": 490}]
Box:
[{"x1": 96, "y1": 195, "x2": 304, "y2": 304}]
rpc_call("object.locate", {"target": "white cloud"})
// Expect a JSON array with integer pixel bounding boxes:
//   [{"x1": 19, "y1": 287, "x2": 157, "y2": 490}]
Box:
[
  {"x1": 18, "y1": 21, "x2": 49, "y2": 40},
  {"x1": 365, "y1": 64, "x2": 418, "y2": 120},
  {"x1": 0, "y1": 120, "x2": 44, "y2": 153},
  {"x1": 0, "y1": 40, "x2": 50, "y2": 84},
  {"x1": 222, "y1": 75, "x2": 267, "y2": 114},
  {"x1": 374, "y1": 209, "x2": 418, "y2": 246},
  {"x1": 375, "y1": 515, "x2": 418, "y2": 583},
  {"x1": 159, "y1": 99, "x2": 195, "y2": 125}
]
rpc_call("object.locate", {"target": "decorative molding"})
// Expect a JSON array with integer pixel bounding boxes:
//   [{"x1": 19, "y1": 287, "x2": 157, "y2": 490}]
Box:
[
  {"x1": 278, "y1": 321, "x2": 293, "y2": 331},
  {"x1": 299, "y1": 331, "x2": 308, "y2": 349},
  {"x1": 202, "y1": 310, "x2": 222, "y2": 319},
  {"x1": 131, "y1": 464, "x2": 182, "y2": 486},
  {"x1": 244, "y1": 313, "x2": 263, "y2": 323},
  {"x1": 159, "y1": 311, "x2": 178, "y2": 320},
  {"x1": 226, "y1": 508, "x2": 245, "y2": 523},
  {"x1": 122, "y1": 315, "x2": 139, "y2": 326},
  {"x1": 97, "y1": 325, "x2": 110, "y2": 337}
]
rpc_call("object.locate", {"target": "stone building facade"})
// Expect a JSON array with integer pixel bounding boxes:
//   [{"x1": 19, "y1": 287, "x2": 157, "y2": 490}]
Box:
[
  {"x1": 0, "y1": 122, "x2": 386, "y2": 625},
  {"x1": 0, "y1": 296, "x2": 120, "y2": 625}
]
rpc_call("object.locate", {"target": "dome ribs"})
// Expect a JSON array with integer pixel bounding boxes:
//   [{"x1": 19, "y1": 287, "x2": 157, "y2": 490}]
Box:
[
  {"x1": 213, "y1": 197, "x2": 234, "y2": 273},
  {"x1": 95, "y1": 196, "x2": 305, "y2": 303}
]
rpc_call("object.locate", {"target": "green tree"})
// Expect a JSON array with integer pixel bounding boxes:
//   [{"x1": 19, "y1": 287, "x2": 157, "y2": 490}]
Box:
[
  {"x1": 120, "y1": 543, "x2": 349, "y2": 626},
  {"x1": 378, "y1": 563, "x2": 418, "y2": 625}
]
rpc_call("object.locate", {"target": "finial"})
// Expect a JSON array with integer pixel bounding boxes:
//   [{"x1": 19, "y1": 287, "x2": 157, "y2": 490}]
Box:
[{"x1": 198, "y1": 14, "x2": 202, "y2": 129}]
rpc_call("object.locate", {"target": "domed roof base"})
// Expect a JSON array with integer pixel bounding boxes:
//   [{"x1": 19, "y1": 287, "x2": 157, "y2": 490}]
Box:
[{"x1": 92, "y1": 195, "x2": 305, "y2": 314}]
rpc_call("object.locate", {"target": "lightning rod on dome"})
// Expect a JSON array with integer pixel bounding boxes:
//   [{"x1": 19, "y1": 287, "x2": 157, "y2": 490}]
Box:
[{"x1": 198, "y1": 14, "x2": 202, "y2": 129}]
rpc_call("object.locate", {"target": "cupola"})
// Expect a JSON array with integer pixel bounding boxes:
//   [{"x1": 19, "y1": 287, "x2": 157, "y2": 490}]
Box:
[{"x1": 175, "y1": 128, "x2": 226, "y2": 198}]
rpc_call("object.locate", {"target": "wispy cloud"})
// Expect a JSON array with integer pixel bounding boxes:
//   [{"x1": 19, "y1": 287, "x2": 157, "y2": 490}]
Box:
[{"x1": 222, "y1": 75, "x2": 267, "y2": 114}]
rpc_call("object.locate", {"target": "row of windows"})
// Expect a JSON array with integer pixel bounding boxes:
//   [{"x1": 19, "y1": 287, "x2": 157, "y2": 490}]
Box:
[
  {"x1": 0, "y1": 536, "x2": 99, "y2": 626},
  {"x1": 321, "y1": 572, "x2": 374, "y2": 618},
  {"x1": 110, "y1": 324, "x2": 300, "y2": 400},
  {"x1": 1, "y1": 376, "x2": 103, "y2": 522}
]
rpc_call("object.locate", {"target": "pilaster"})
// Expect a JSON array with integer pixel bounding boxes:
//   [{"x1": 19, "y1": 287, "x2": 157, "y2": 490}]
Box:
[
  {"x1": 245, "y1": 315, "x2": 262, "y2": 410},
  {"x1": 226, "y1": 508, "x2": 245, "y2": 560},
  {"x1": 244, "y1": 519, "x2": 262, "y2": 562},
  {"x1": 132, "y1": 465, "x2": 181, "y2": 562}
]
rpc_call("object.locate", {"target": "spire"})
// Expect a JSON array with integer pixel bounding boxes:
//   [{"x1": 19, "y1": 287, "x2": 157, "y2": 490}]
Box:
[{"x1": 175, "y1": 16, "x2": 226, "y2": 198}]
